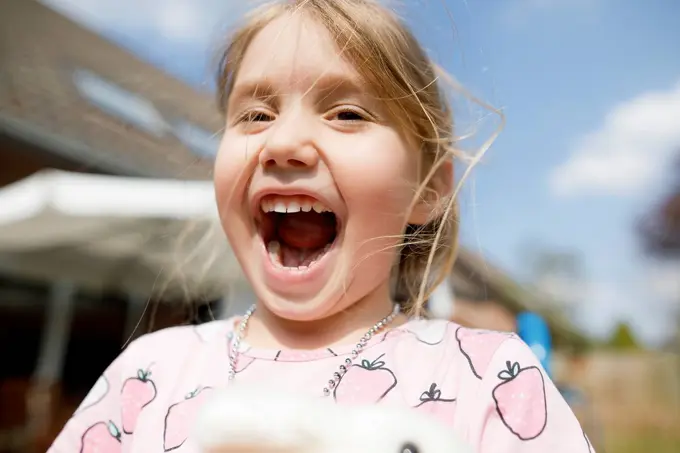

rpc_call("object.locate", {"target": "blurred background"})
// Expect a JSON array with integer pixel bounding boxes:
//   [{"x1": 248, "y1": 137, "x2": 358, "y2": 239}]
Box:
[{"x1": 0, "y1": 0, "x2": 678, "y2": 452}]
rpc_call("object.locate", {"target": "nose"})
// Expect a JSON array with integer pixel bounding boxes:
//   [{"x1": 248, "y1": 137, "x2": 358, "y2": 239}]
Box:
[{"x1": 259, "y1": 114, "x2": 319, "y2": 170}]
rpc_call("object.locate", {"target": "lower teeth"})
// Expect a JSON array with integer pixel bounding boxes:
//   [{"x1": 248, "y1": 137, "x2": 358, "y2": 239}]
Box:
[{"x1": 266, "y1": 241, "x2": 332, "y2": 270}]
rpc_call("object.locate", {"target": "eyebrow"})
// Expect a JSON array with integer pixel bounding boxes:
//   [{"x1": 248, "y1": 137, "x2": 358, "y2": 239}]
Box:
[{"x1": 228, "y1": 72, "x2": 366, "y2": 109}]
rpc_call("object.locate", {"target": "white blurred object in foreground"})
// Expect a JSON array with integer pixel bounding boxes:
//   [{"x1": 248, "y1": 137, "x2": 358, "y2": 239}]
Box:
[{"x1": 194, "y1": 384, "x2": 472, "y2": 453}]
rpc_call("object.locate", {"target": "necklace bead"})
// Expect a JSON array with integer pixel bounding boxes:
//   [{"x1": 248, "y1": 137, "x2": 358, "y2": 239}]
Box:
[{"x1": 227, "y1": 303, "x2": 401, "y2": 396}]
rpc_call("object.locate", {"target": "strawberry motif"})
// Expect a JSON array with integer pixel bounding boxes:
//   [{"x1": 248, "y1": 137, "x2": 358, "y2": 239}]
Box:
[
  {"x1": 76, "y1": 375, "x2": 109, "y2": 414},
  {"x1": 416, "y1": 382, "x2": 456, "y2": 412},
  {"x1": 164, "y1": 387, "x2": 213, "y2": 451},
  {"x1": 456, "y1": 327, "x2": 511, "y2": 379},
  {"x1": 492, "y1": 361, "x2": 547, "y2": 441},
  {"x1": 414, "y1": 383, "x2": 457, "y2": 418},
  {"x1": 80, "y1": 421, "x2": 121, "y2": 453},
  {"x1": 121, "y1": 368, "x2": 157, "y2": 434},
  {"x1": 333, "y1": 354, "x2": 397, "y2": 404}
]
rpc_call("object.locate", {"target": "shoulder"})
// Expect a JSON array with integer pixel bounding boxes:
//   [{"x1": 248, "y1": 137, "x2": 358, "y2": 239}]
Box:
[
  {"x1": 397, "y1": 318, "x2": 518, "y2": 354},
  {"x1": 120, "y1": 320, "x2": 233, "y2": 363},
  {"x1": 395, "y1": 319, "x2": 522, "y2": 378}
]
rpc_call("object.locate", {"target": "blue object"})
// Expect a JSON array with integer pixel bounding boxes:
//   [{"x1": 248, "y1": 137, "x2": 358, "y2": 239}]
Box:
[{"x1": 516, "y1": 312, "x2": 552, "y2": 377}]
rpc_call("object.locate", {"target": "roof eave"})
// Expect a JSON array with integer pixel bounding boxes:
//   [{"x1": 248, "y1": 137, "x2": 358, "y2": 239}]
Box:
[
  {"x1": 455, "y1": 250, "x2": 591, "y2": 351},
  {"x1": 0, "y1": 112, "x2": 162, "y2": 178}
]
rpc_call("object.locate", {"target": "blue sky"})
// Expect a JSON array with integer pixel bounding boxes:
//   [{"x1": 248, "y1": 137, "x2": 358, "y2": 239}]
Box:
[{"x1": 42, "y1": 0, "x2": 680, "y2": 346}]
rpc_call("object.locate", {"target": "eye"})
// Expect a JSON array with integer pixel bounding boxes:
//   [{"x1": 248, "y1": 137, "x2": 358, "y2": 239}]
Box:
[
  {"x1": 335, "y1": 109, "x2": 365, "y2": 121},
  {"x1": 327, "y1": 106, "x2": 372, "y2": 123},
  {"x1": 400, "y1": 442, "x2": 420, "y2": 453},
  {"x1": 239, "y1": 110, "x2": 274, "y2": 123}
]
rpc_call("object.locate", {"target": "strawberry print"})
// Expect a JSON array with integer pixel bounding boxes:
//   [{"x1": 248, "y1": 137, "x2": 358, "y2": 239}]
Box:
[
  {"x1": 333, "y1": 354, "x2": 397, "y2": 403},
  {"x1": 492, "y1": 361, "x2": 547, "y2": 441},
  {"x1": 164, "y1": 387, "x2": 213, "y2": 451},
  {"x1": 456, "y1": 327, "x2": 511, "y2": 379},
  {"x1": 121, "y1": 367, "x2": 157, "y2": 434},
  {"x1": 76, "y1": 375, "x2": 109, "y2": 414},
  {"x1": 414, "y1": 383, "x2": 457, "y2": 419},
  {"x1": 80, "y1": 421, "x2": 121, "y2": 453}
]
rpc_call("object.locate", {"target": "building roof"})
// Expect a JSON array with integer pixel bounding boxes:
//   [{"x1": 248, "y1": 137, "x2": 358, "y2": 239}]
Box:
[
  {"x1": 0, "y1": 0, "x2": 219, "y2": 179},
  {"x1": 453, "y1": 248, "x2": 590, "y2": 350}
]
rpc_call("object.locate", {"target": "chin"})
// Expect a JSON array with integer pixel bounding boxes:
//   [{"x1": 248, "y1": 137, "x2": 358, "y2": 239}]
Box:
[
  {"x1": 256, "y1": 289, "x2": 344, "y2": 322},
  {"x1": 245, "y1": 236, "x2": 349, "y2": 322}
]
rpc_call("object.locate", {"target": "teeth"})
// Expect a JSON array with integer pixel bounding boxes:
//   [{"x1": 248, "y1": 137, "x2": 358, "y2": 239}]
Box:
[
  {"x1": 312, "y1": 202, "x2": 328, "y2": 214},
  {"x1": 265, "y1": 241, "x2": 333, "y2": 271},
  {"x1": 260, "y1": 196, "x2": 332, "y2": 214},
  {"x1": 267, "y1": 240, "x2": 281, "y2": 264}
]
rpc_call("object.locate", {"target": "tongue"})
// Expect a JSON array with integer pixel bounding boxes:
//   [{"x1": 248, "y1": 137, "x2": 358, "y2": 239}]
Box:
[{"x1": 277, "y1": 212, "x2": 336, "y2": 249}]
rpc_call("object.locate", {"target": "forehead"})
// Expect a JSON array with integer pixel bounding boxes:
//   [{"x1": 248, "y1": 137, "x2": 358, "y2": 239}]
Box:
[{"x1": 233, "y1": 12, "x2": 363, "y2": 95}]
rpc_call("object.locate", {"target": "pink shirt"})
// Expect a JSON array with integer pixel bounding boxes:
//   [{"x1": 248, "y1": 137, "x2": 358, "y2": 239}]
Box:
[{"x1": 49, "y1": 318, "x2": 594, "y2": 452}]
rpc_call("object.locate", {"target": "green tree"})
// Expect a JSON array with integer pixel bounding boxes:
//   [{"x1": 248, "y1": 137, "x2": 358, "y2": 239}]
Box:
[{"x1": 607, "y1": 322, "x2": 641, "y2": 351}]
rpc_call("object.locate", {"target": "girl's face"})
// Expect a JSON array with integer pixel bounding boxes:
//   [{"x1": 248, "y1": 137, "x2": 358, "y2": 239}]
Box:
[{"x1": 215, "y1": 13, "x2": 422, "y2": 322}]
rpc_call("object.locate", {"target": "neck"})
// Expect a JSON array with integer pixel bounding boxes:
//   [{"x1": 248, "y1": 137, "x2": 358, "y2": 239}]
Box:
[{"x1": 243, "y1": 282, "x2": 407, "y2": 350}]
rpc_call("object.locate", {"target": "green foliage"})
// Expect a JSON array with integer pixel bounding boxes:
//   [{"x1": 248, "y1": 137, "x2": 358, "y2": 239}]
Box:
[{"x1": 607, "y1": 322, "x2": 642, "y2": 350}]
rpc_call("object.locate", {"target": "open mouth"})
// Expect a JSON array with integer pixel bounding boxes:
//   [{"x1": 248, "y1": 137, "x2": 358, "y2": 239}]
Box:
[{"x1": 256, "y1": 195, "x2": 339, "y2": 270}]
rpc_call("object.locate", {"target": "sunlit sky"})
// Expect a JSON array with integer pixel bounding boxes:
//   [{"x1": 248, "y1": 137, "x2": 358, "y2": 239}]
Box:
[{"x1": 42, "y1": 0, "x2": 680, "y2": 346}]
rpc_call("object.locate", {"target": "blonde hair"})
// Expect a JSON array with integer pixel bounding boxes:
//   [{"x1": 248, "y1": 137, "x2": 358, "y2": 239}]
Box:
[{"x1": 216, "y1": 0, "x2": 499, "y2": 317}]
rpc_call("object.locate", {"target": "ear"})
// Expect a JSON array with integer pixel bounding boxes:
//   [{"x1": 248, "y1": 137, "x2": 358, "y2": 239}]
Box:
[{"x1": 408, "y1": 157, "x2": 454, "y2": 225}]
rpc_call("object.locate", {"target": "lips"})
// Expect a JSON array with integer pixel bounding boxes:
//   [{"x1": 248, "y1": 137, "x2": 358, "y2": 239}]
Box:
[{"x1": 253, "y1": 193, "x2": 339, "y2": 272}]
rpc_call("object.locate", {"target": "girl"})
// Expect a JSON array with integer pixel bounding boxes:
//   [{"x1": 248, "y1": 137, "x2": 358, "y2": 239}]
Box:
[{"x1": 50, "y1": 1, "x2": 593, "y2": 452}]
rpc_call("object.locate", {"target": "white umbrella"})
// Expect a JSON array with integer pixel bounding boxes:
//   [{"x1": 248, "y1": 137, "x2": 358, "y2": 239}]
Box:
[{"x1": 0, "y1": 169, "x2": 243, "y2": 299}]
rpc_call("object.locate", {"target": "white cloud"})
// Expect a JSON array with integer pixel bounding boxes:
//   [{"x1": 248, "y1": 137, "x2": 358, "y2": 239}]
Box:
[
  {"x1": 647, "y1": 262, "x2": 680, "y2": 305},
  {"x1": 550, "y1": 81, "x2": 680, "y2": 197},
  {"x1": 532, "y1": 268, "x2": 676, "y2": 346},
  {"x1": 565, "y1": 280, "x2": 672, "y2": 347}
]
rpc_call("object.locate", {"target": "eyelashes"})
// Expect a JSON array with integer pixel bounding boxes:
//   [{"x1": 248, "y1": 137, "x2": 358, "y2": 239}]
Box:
[
  {"x1": 329, "y1": 107, "x2": 371, "y2": 122},
  {"x1": 237, "y1": 110, "x2": 274, "y2": 123},
  {"x1": 233, "y1": 105, "x2": 374, "y2": 127}
]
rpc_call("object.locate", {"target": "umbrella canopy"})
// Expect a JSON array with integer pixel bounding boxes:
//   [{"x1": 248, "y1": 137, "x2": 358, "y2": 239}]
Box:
[{"x1": 0, "y1": 170, "x2": 243, "y2": 299}]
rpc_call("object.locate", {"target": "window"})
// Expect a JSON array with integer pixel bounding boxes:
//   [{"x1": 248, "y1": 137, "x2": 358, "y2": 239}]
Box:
[
  {"x1": 72, "y1": 69, "x2": 169, "y2": 137},
  {"x1": 171, "y1": 120, "x2": 221, "y2": 158},
  {"x1": 72, "y1": 69, "x2": 221, "y2": 159}
]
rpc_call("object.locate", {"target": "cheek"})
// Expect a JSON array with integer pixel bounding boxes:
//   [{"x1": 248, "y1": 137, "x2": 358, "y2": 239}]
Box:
[
  {"x1": 331, "y1": 137, "x2": 419, "y2": 260},
  {"x1": 213, "y1": 135, "x2": 256, "y2": 209},
  {"x1": 335, "y1": 137, "x2": 418, "y2": 222}
]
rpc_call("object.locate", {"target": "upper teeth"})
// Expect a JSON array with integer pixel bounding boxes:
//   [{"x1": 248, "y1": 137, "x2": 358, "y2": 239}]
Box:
[{"x1": 260, "y1": 196, "x2": 332, "y2": 214}]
